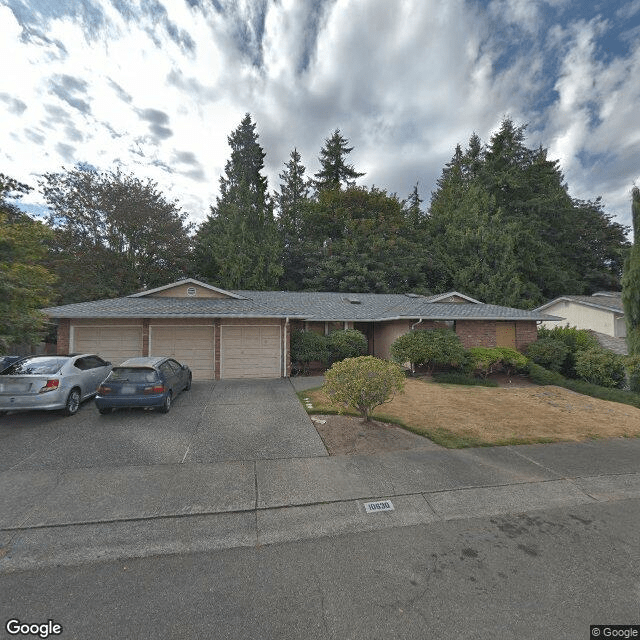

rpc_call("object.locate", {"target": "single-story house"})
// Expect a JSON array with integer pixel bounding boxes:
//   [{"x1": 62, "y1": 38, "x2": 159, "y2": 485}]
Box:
[
  {"x1": 535, "y1": 292, "x2": 625, "y2": 338},
  {"x1": 42, "y1": 279, "x2": 561, "y2": 380}
]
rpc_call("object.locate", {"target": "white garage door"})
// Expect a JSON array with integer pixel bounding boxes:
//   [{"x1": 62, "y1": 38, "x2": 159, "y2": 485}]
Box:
[
  {"x1": 73, "y1": 326, "x2": 143, "y2": 365},
  {"x1": 221, "y1": 325, "x2": 281, "y2": 379},
  {"x1": 149, "y1": 325, "x2": 215, "y2": 380}
]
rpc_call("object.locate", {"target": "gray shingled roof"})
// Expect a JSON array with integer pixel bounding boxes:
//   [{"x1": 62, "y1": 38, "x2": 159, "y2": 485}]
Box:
[
  {"x1": 43, "y1": 289, "x2": 560, "y2": 322},
  {"x1": 536, "y1": 294, "x2": 623, "y2": 314}
]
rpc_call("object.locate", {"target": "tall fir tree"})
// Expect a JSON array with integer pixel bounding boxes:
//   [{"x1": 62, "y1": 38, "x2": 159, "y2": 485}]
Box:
[
  {"x1": 313, "y1": 129, "x2": 364, "y2": 193},
  {"x1": 428, "y1": 120, "x2": 629, "y2": 307},
  {"x1": 194, "y1": 114, "x2": 282, "y2": 290},
  {"x1": 622, "y1": 186, "x2": 640, "y2": 363},
  {"x1": 274, "y1": 149, "x2": 310, "y2": 290}
]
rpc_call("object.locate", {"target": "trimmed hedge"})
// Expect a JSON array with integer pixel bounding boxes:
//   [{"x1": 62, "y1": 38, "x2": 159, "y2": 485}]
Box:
[{"x1": 390, "y1": 329, "x2": 467, "y2": 372}]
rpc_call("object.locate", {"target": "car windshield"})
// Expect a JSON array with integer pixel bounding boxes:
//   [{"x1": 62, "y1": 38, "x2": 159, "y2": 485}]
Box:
[
  {"x1": 2, "y1": 358, "x2": 67, "y2": 375},
  {"x1": 108, "y1": 367, "x2": 158, "y2": 383}
]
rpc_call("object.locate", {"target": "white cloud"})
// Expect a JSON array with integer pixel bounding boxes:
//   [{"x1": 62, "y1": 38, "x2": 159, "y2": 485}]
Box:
[{"x1": 0, "y1": 0, "x2": 638, "y2": 229}]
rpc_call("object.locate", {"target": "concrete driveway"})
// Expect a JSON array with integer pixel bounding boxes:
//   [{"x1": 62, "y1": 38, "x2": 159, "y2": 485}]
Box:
[{"x1": 0, "y1": 378, "x2": 327, "y2": 471}]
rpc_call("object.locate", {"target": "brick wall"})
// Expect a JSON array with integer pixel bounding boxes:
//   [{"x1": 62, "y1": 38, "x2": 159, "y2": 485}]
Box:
[
  {"x1": 455, "y1": 320, "x2": 498, "y2": 348},
  {"x1": 515, "y1": 321, "x2": 538, "y2": 351},
  {"x1": 456, "y1": 320, "x2": 538, "y2": 350}
]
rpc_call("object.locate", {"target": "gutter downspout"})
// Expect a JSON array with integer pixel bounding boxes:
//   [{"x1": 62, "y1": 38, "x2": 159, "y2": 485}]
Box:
[{"x1": 409, "y1": 318, "x2": 423, "y2": 374}]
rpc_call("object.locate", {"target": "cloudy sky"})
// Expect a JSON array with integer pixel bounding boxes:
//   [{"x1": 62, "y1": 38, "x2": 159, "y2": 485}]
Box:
[{"x1": 1, "y1": 0, "x2": 639, "y2": 229}]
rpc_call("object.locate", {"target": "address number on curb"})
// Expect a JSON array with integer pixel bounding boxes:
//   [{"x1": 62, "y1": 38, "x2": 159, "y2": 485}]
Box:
[{"x1": 364, "y1": 500, "x2": 394, "y2": 513}]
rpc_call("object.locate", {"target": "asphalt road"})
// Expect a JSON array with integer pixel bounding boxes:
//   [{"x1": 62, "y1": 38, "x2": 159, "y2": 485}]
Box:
[{"x1": 1, "y1": 498, "x2": 638, "y2": 640}]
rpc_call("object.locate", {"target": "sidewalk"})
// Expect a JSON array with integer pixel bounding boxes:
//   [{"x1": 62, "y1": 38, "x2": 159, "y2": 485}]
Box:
[{"x1": 1, "y1": 437, "x2": 639, "y2": 573}]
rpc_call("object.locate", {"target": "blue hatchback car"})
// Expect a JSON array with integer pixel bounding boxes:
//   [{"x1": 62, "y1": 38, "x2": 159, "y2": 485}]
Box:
[{"x1": 95, "y1": 357, "x2": 192, "y2": 415}]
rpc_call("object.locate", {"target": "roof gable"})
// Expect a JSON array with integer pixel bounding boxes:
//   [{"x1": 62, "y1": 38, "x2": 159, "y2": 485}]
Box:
[{"x1": 128, "y1": 279, "x2": 245, "y2": 300}]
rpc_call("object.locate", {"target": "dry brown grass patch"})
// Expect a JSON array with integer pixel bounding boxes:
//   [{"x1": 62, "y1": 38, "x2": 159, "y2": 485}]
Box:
[{"x1": 306, "y1": 378, "x2": 640, "y2": 446}]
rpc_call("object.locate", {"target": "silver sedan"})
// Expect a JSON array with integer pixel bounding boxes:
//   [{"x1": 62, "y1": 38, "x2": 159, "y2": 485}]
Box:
[{"x1": 0, "y1": 354, "x2": 112, "y2": 416}]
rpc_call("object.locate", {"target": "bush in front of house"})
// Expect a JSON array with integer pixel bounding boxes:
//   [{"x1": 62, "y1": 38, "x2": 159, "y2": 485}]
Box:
[
  {"x1": 466, "y1": 347, "x2": 504, "y2": 378},
  {"x1": 526, "y1": 337, "x2": 570, "y2": 373},
  {"x1": 626, "y1": 355, "x2": 640, "y2": 393},
  {"x1": 493, "y1": 347, "x2": 529, "y2": 375},
  {"x1": 323, "y1": 356, "x2": 405, "y2": 422},
  {"x1": 537, "y1": 325, "x2": 600, "y2": 377},
  {"x1": 290, "y1": 330, "x2": 328, "y2": 374},
  {"x1": 574, "y1": 348, "x2": 626, "y2": 389},
  {"x1": 326, "y1": 329, "x2": 368, "y2": 363},
  {"x1": 390, "y1": 329, "x2": 467, "y2": 373}
]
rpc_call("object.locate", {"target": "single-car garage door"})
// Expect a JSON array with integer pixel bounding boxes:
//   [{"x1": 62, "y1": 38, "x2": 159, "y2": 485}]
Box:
[
  {"x1": 73, "y1": 326, "x2": 143, "y2": 365},
  {"x1": 221, "y1": 325, "x2": 281, "y2": 379},
  {"x1": 149, "y1": 325, "x2": 215, "y2": 380}
]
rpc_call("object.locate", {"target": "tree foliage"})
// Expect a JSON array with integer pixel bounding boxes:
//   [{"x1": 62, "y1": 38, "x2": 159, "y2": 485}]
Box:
[
  {"x1": 390, "y1": 329, "x2": 467, "y2": 373},
  {"x1": 313, "y1": 129, "x2": 364, "y2": 193},
  {"x1": 428, "y1": 119, "x2": 630, "y2": 307},
  {"x1": 0, "y1": 175, "x2": 56, "y2": 348},
  {"x1": 323, "y1": 356, "x2": 405, "y2": 422},
  {"x1": 300, "y1": 186, "x2": 429, "y2": 292},
  {"x1": 40, "y1": 165, "x2": 193, "y2": 303},
  {"x1": 194, "y1": 114, "x2": 282, "y2": 289},
  {"x1": 275, "y1": 149, "x2": 310, "y2": 290}
]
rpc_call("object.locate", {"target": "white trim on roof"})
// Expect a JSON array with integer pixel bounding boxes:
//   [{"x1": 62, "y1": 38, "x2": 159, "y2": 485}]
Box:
[
  {"x1": 426, "y1": 291, "x2": 483, "y2": 304},
  {"x1": 127, "y1": 278, "x2": 246, "y2": 300}
]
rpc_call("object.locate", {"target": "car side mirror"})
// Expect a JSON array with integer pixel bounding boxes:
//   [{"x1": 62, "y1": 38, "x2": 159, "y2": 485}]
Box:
[{"x1": 105, "y1": 362, "x2": 112, "y2": 366}]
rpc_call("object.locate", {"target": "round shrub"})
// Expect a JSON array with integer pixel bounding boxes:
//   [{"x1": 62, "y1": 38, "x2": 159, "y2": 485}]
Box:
[
  {"x1": 574, "y1": 348, "x2": 626, "y2": 388},
  {"x1": 290, "y1": 330, "x2": 328, "y2": 374},
  {"x1": 323, "y1": 356, "x2": 405, "y2": 421},
  {"x1": 494, "y1": 347, "x2": 529, "y2": 375},
  {"x1": 390, "y1": 329, "x2": 467, "y2": 372},
  {"x1": 526, "y1": 338, "x2": 569, "y2": 373},
  {"x1": 467, "y1": 347, "x2": 503, "y2": 378},
  {"x1": 326, "y1": 329, "x2": 368, "y2": 363}
]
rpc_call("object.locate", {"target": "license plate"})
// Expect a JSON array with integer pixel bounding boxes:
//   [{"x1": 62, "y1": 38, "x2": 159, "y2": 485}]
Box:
[{"x1": 121, "y1": 385, "x2": 136, "y2": 395}]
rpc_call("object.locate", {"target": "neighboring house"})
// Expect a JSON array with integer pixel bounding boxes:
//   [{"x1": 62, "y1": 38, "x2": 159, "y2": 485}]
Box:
[
  {"x1": 535, "y1": 292, "x2": 626, "y2": 338},
  {"x1": 42, "y1": 279, "x2": 560, "y2": 380}
]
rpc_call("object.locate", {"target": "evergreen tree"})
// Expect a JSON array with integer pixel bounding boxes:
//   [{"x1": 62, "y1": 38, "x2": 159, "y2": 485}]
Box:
[
  {"x1": 428, "y1": 120, "x2": 629, "y2": 307},
  {"x1": 313, "y1": 129, "x2": 364, "y2": 193},
  {"x1": 275, "y1": 149, "x2": 310, "y2": 290},
  {"x1": 300, "y1": 186, "x2": 427, "y2": 293},
  {"x1": 622, "y1": 186, "x2": 640, "y2": 359},
  {"x1": 404, "y1": 182, "x2": 425, "y2": 228},
  {"x1": 194, "y1": 114, "x2": 282, "y2": 289}
]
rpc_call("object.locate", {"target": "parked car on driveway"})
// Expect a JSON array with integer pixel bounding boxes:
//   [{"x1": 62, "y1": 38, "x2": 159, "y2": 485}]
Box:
[
  {"x1": 0, "y1": 354, "x2": 112, "y2": 416},
  {"x1": 95, "y1": 357, "x2": 192, "y2": 415},
  {"x1": 0, "y1": 356, "x2": 24, "y2": 373}
]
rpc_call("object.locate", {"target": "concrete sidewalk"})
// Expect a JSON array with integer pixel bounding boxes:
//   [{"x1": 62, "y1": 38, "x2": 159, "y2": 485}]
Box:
[{"x1": 1, "y1": 437, "x2": 639, "y2": 572}]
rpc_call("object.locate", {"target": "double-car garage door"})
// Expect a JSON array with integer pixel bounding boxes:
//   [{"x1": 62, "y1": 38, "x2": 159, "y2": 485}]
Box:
[{"x1": 72, "y1": 324, "x2": 282, "y2": 380}]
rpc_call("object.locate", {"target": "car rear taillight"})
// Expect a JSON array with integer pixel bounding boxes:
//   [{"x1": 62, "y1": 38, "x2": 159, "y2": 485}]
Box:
[
  {"x1": 144, "y1": 384, "x2": 165, "y2": 394},
  {"x1": 97, "y1": 385, "x2": 111, "y2": 395},
  {"x1": 39, "y1": 379, "x2": 60, "y2": 393}
]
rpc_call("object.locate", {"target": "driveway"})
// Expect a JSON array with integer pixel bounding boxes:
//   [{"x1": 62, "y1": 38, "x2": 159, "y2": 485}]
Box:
[{"x1": 0, "y1": 379, "x2": 327, "y2": 471}]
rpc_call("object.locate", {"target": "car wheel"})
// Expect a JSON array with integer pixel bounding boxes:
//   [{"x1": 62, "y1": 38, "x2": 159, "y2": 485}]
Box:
[
  {"x1": 98, "y1": 407, "x2": 112, "y2": 415},
  {"x1": 185, "y1": 374, "x2": 192, "y2": 391},
  {"x1": 160, "y1": 392, "x2": 172, "y2": 413},
  {"x1": 63, "y1": 388, "x2": 81, "y2": 416}
]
